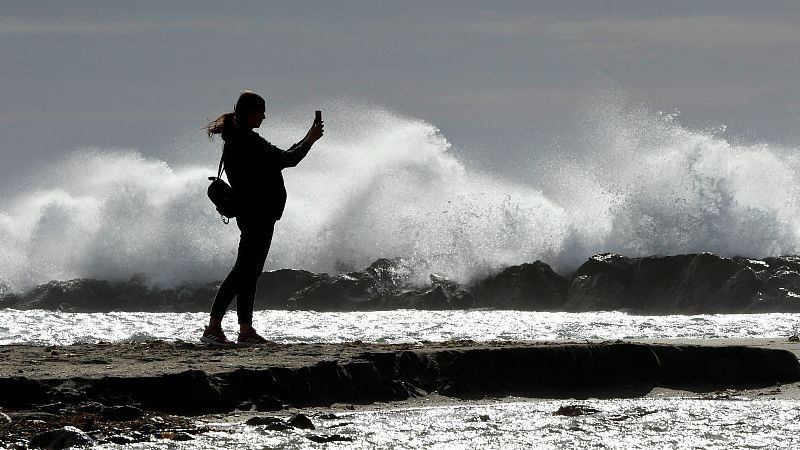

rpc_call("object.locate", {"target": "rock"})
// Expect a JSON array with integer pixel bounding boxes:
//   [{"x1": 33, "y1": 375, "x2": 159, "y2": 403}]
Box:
[
  {"x1": 565, "y1": 273, "x2": 629, "y2": 311},
  {"x1": 265, "y1": 422, "x2": 293, "y2": 431},
  {"x1": 29, "y1": 426, "x2": 95, "y2": 449},
  {"x1": 106, "y1": 434, "x2": 143, "y2": 445},
  {"x1": 289, "y1": 258, "x2": 432, "y2": 311},
  {"x1": 101, "y1": 405, "x2": 144, "y2": 421},
  {"x1": 418, "y1": 286, "x2": 449, "y2": 310},
  {"x1": 306, "y1": 434, "x2": 354, "y2": 443},
  {"x1": 363, "y1": 258, "x2": 415, "y2": 296},
  {"x1": 473, "y1": 261, "x2": 570, "y2": 310},
  {"x1": 8, "y1": 412, "x2": 60, "y2": 422},
  {"x1": 52, "y1": 381, "x2": 87, "y2": 404},
  {"x1": 12, "y1": 277, "x2": 219, "y2": 313},
  {"x1": 236, "y1": 400, "x2": 253, "y2": 411},
  {"x1": 634, "y1": 254, "x2": 761, "y2": 313},
  {"x1": 254, "y1": 395, "x2": 283, "y2": 412},
  {"x1": 245, "y1": 416, "x2": 292, "y2": 430},
  {"x1": 35, "y1": 402, "x2": 68, "y2": 414},
  {"x1": 155, "y1": 431, "x2": 194, "y2": 441},
  {"x1": 13, "y1": 252, "x2": 800, "y2": 313},
  {"x1": 288, "y1": 273, "x2": 372, "y2": 311},
  {"x1": 255, "y1": 269, "x2": 328, "y2": 308},
  {"x1": 168, "y1": 432, "x2": 194, "y2": 441},
  {"x1": 75, "y1": 402, "x2": 105, "y2": 413},
  {"x1": 788, "y1": 335, "x2": 800, "y2": 342},
  {"x1": 566, "y1": 253, "x2": 763, "y2": 313},
  {"x1": 763, "y1": 269, "x2": 800, "y2": 296},
  {"x1": 0, "y1": 378, "x2": 53, "y2": 409},
  {"x1": 245, "y1": 416, "x2": 284, "y2": 426},
  {"x1": 553, "y1": 405, "x2": 601, "y2": 416},
  {"x1": 288, "y1": 413, "x2": 316, "y2": 430},
  {"x1": 466, "y1": 414, "x2": 490, "y2": 422},
  {"x1": 106, "y1": 435, "x2": 136, "y2": 445},
  {"x1": 764, "y1": 255, "x2": 800, "y2": 274},
  {"x1": 577, "y1": 253, "x2": 635, "y2": 281}
]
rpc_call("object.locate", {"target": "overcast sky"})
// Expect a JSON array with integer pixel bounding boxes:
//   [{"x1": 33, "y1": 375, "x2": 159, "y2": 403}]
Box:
[{"x1": 2, "y1": 0, "x2": 800, "y2": 188}]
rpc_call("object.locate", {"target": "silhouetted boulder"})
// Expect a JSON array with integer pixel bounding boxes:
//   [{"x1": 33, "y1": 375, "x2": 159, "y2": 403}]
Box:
[
  {"x1": 100, "y1": 405, "x2": 144, "y2": 421},
  {"x1": 472, "y1": 261, "x2": 569, "y2": 310},
  {"x1": 288, "y1": 413, "x2": 315, "y2": 429},
  {"x1": 363, "y1": 258, "x2": 415, "y2": 296},
  {"x1": 288, "y1": 259, "x2": 424, "y2": 310},
  {"x1": 553, "y1": 404, "x2": 601, "y2": 416},
  {"x1": 288, "y1": 272, "x2": 373, "y2": 311},
  {"x1": 576, "y1": 253, "x2": 635, "y2": 285},
  {"x1": 306, "y1": 434, "x2": 353, "y2": 443},
  {"x1": 566, "y1": 272, "x2": 629, "y2": 311},
  {"x1": 255, "y1": 269, "x2": 329, "y2": 308},
  {"x1": 254, "y1": 394, "x2": 283, "y2": 411},
  {"x1": 429, "y1": 273, "x2": 475, "y2": 308},
  {"x1": 763, "y1": 255, "x2": 800, "y2": 274},
  {"x1": 8, "y1": 277, "x2": 219, "y2": 313},
  {"x1": 29, "y1": 426, "x2": 94, "y2": 449},
  {"x1": 566, "y1": 253, "x2": 761, "y2": 313},
  {"x1": 246, "y1": 416, "x2": 290, "y2": 429}
]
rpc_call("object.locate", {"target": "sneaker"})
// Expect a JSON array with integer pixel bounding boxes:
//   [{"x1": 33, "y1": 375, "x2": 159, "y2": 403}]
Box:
[
  {"x1": 237, "y1": 329, "x2": 270, "y2": 346},
  {"x1": 200, "y1": 326, "x2": 234, "y2": 345}
]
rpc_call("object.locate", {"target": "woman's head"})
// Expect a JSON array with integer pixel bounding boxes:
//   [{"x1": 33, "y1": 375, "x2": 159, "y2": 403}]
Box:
[
  {"x1": 206, "y1": 91, "x2": 266, "y2": 138},
  {"x1": 234, "y1": 91, "x2": 266, "y2": 122}
]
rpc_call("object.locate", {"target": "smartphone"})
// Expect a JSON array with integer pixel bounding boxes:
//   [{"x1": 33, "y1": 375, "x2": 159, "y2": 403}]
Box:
[{"x1": 315, "y1": 110, "x2": 322, "y2": 124}]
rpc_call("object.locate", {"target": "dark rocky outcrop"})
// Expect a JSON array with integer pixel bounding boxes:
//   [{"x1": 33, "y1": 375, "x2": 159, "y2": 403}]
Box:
[
  {"x1": 565, "y1": 253, "x2": 800, "y2": 314},
  {"x1": 0, "y1": 277, "x2": 219, "y2": 313},
  {"x1": 6, "y1": 253, "x2": 800, "y2": 314},
  {"x1": 255, "y1": 269, "x2": 329, "y2": 309},
  {"x1": 286, "y1": 258, "x2": 474, "y2": 311},
  {"x1": 472, "y1": 261, "x2": 569, "y2": 310}
]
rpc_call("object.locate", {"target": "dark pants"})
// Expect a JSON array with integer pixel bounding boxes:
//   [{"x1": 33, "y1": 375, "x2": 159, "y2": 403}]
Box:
[{"x1": 210, "y1": 214, "x2": 276, "y2": 325}]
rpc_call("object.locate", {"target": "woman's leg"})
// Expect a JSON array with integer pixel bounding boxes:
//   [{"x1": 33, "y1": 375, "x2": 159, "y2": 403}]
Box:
[
  {"x1": 208, "y1": 215, "x2": 264, "y2": 324},
  {"x1": 236, "y1": 220, "x2": 275, "y2": 327}
]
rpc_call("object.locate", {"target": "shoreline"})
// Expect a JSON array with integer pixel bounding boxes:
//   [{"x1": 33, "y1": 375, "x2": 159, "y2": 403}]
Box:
[{"x1": 3, "y1": 339, "x2": 800, "y2": 446}]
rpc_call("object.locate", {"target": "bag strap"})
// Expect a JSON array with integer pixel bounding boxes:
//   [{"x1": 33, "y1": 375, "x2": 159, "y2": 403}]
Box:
[
  {"x1": 211, "y1": 149, "x2": 230, "y2": 224},
  {"x1": 216, "y1": 149, "x2": 225, "y2": 179}
]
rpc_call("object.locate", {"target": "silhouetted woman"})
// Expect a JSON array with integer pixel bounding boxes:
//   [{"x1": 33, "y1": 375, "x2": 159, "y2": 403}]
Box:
[{"x1": 201, "y1": 91, "x2": 323, "y2": 345}]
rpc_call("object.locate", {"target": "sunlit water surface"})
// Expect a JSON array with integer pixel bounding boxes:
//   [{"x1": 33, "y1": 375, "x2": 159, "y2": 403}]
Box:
[
  {"x1": 4, "y1": 309, "x2": 800, "y2": 448},
  {"x1": 88, "y1": 398, "x2": 800, "y2": 449},
  {"x1": 1, "y1": 309, "x2": 799, "y2": 346}
]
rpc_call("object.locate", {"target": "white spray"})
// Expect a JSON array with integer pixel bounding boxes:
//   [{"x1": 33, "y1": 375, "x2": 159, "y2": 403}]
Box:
[{"x1": 1, "y1": 97, "x2": 798, "y2": 291}]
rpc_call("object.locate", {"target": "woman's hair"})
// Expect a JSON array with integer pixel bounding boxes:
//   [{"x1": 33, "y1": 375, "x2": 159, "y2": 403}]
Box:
[{"x1": 206, "y1": 91, "x2": 266, "y2": 139}]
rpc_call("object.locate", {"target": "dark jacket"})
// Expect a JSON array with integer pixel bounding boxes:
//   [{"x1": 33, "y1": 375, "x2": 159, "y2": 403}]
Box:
[{"x1": 221, "y1": 125, "x2": 311, "y2": 220}]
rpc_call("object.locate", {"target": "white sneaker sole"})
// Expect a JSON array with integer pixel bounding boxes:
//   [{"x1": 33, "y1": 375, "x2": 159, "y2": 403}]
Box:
[{"x1": 200, "y1": 335, "x2": 233, "y2": 346}]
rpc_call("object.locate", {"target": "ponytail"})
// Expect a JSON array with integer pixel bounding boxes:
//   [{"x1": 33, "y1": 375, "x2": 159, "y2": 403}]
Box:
[
  {"x1": 205, "y1": 91, "x2": 266, "y2": 140},
  {"x1": 205, "y1": 112, "x2": 235, "y2": 139}
]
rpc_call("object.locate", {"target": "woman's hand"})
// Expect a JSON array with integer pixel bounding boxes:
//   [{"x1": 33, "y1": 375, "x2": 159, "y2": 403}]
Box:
[{"x1": 303, "y1": 120, "x2": 324, "y2": 145}]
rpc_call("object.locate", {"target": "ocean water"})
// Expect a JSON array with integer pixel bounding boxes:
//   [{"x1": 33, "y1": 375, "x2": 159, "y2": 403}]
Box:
[
  {"x1": 1, "y1": 309, "x2": 798, "y2": 346},
  {"x1": 3, "y1": 310, "x2": 799, "y2": 449},
  {"x1": 90, "y1": 398, "x2": 800, "y2": 449}
]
